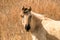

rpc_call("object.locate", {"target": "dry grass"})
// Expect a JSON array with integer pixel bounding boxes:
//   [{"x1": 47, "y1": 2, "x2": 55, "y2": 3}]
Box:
[{"x1": 0, "y1": 0, "x2": 60, "y2": 40}]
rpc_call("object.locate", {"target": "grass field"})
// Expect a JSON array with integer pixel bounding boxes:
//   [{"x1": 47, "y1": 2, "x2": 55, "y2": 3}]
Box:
[{"x1": 0, "y1": 0, "x2": 60, "y2": 40}]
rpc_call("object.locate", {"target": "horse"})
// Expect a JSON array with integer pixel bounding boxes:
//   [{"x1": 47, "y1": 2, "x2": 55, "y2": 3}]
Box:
[{"x1": 21, "y1": 6, "x2": 60, "y2": 40}]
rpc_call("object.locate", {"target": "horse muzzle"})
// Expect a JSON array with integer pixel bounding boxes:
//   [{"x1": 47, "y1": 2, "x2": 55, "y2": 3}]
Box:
[{"x1": 25, "y1": 24, "x2": 31, "y2": 32}]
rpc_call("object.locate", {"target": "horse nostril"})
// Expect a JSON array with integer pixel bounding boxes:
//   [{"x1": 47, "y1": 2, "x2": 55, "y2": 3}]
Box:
[{"x1": 25, "y1": 24, "x2": 31, "y2": 31}]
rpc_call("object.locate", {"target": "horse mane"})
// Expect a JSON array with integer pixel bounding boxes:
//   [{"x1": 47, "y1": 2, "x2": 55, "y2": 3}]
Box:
[
  {"x1": 31, "y1": 11, "x2": 45, "y2": 20},
  {"x1": 31, "y1": 11, "x2": 54, "y2": 21}
]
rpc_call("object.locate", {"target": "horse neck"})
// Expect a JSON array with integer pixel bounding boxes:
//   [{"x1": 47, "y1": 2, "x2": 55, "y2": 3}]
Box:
[{"x1": 30, "y1": 12, "x2": 43, "y2": 30}]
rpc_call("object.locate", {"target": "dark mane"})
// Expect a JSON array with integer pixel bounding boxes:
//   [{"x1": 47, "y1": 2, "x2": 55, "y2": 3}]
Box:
[
  {"x1": 22, "y1": 6, "x2": 31, "y2": 14},
  {"x1": 23, "y1": 8, "x2": 29, "y2": 14}
]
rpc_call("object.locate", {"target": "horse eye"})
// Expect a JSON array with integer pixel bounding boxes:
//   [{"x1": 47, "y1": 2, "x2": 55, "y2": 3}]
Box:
[{"x1": 21, "y1": 15, "x2": 24, "y2": 18}]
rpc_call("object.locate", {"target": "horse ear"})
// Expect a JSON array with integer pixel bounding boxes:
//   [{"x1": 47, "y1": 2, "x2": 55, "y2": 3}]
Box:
[
  {"x1": 29, "y1": 7, "x2": 31, "y2": 11},
  {"x1": 22, "y1": 6, "x2": 24, "y2": 10}
]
